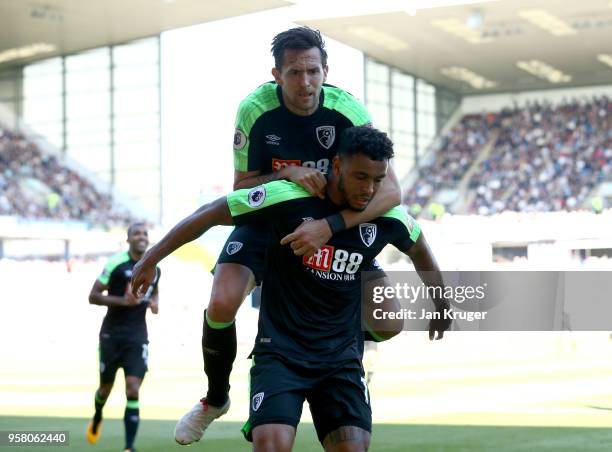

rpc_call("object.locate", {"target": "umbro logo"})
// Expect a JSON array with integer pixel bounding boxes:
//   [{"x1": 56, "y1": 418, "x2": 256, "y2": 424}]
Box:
[{"x1": 265, "y1": 134, "x2": 281, "y2": 145}]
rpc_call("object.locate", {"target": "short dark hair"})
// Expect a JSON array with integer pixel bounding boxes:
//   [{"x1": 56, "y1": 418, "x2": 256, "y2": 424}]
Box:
[
  {"x1": 271, "y1": 27, "x2": 328, "y2": 69},
  {"x1": 127, "y1": 222, "x2": 147, "y2": 237},
  {"x1": 337, "y1": 127, "x2": 394, "y2": 161}
]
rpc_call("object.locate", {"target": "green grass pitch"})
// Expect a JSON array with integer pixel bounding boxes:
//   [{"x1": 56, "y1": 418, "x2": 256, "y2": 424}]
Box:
[{"x1": 2, "y1": 416, "x2": 612, "y2": 451}]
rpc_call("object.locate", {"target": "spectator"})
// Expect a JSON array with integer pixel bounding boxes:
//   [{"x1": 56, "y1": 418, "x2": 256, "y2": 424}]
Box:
[{"x1": 0, "y1": 126, "x2": 133, "y2": 227}]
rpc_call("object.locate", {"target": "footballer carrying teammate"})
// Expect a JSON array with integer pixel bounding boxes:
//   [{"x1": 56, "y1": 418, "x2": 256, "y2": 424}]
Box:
[{"x1": 131, "y1": 127, "x2": 450, "y2": 452}]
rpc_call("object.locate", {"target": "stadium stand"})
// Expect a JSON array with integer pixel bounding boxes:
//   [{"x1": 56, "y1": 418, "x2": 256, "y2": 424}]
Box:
[
  {"x1": 405, "y1": 96, "x2": 611, "y2": 217},
  {"x1": 0, "y1": 125, "x2": 133, "y2": 227},
  {"x1": 404, "y1": 113, "x2": 498, "y2": 209}
]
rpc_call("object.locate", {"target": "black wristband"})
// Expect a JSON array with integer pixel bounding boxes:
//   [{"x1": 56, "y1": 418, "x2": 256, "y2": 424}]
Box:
[{"x1": 325, "y1": 213, "x2": 346, "y2": 234}]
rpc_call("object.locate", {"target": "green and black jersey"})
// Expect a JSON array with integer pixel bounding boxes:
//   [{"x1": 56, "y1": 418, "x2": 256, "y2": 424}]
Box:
[
  {"x1": 226, "y1": 181, "x2": 420, "y2": 363},
  {"x1": 233, "y1": 82, "x2": 371, "y2": 175},
  {"x1": 97, "y1": 252, "x2": 161, "y2": 341}
]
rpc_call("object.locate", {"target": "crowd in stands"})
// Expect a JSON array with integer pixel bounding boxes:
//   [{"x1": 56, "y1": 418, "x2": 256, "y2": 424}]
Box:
[
  {"x1": 405, "y1": 96, "x2": 611, "y2": 216},
  {"x1": 468, "y1": 97, "x2": 611, "y2": 215},
  {"x1": 404, "y1": 113, "x2": 497, "y2": 208},
  {"x1": 0, "y1": 127, "x2": 133, "y2": 227}
]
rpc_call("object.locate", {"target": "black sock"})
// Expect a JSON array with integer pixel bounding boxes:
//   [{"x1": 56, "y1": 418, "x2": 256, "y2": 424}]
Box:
[
  {"x1": 202, "y1": 309, "x2": 236, "y2": 407},
  {"x1": 124, "y1": 399, "x2": 139, "y2": 450},
  {"x1": 92, "y1": 391, "x2": 106, "y2": 433}
]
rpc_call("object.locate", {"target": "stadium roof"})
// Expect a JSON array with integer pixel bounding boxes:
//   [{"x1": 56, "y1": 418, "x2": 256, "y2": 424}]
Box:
[
  {"x1": 0, "y1": 0, "x2": 290, "y2": 67},
  {"x1": 296, "y1": 0, "x2": 612, "y2": 94}
]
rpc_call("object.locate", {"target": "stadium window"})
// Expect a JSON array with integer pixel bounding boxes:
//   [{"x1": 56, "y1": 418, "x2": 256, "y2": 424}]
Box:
[
  {"x1": 68, "y1": 145, "x2": 112, "y2": 175},
  {"x1": 391, "y1": 69, "x2": 414, "y2": 92},
  {"x1": 115, "y1": 168, "x2": 159, "y2": 197},
  {"x1": 65, "y1": 48, "x2": 110, "y2": 72},
  {"x1": 367, "y1": 82, "x2": 389, "y2": 104},
  {"x1": 366, "y1": 58, "x2": 389, "y2": 84},
  {"x1": 23, "y1": 57, "x2": 62, "y2": 77},
  {"x1": 114, "y1": 88, "x2": 159, "y2": 116},
  {"x1": 65, "y1": 69, "x2": 110, "y2": 94},
  {"x1": 392, "y1": 132, "x2": 416, "y2": 174},
  {"x1": 114, "y1": 116, "x2": 160, "y2": 143},
  {"x1": 114, "y1": 64, "x2": 159, "y2": 89},
  {"x1": 27, "y1": 121, "x2": 63, "y2": 148},
  {"x1": 66, "y1": 92, "x2": 111, "y2": 119},
  {"x1": 113, "y1": 38, "x2": 159, "y2": 66},
  {"x1": 66, "y1": 129, "x2": 111, "y2": 148},
  {"x1": 417, "y1": 113, "x2": 437, "y2": 141},
  {"x1": 392, "y1": 106, "x2": 414, "y2": 134},
  {"x1": 368, "y1": 103, "x2": 390, "y2": 134},
  {"x1": 114, "y1": 142, "x2": 160, "y2": 170},
  {"x1": 23, "y1": 95, "x2": 62, "y2": 122}
]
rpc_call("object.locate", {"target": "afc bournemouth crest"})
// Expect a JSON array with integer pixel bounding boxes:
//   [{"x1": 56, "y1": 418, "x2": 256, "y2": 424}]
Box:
[
  {"x1": 226, "y1": 241, "x2": 243, "y2": 255},
  {"x1": 248, "y1": 186, "x2": 266, "y2": 207},
  {"x1": 316, "y1": 126, "x2": 335, "y2": 149},
  {"x1": 359, "y1": 223, "x2": 377, "y2": 247},
  {"x1": 252, "y1": 392, "x2": 265, "y2": 411}
]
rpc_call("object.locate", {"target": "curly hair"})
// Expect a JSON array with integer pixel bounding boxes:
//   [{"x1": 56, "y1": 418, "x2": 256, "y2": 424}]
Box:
[
  {"x1": 337, "y1": 126, "x2": 394, "y2": 161},
  {"x1": 271, "y1": 27, "x2": 328, "y2": 69}
]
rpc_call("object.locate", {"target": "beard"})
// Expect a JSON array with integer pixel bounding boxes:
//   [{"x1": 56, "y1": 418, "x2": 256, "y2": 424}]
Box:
[{"x1": 337, "y1": 174, "x2": 367, "y2": 212}]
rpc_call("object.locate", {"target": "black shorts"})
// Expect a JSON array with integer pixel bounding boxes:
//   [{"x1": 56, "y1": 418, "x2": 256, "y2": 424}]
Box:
[
  {"x1": 217, "y1": 223, "x2": 385, "y2": 286},
  {"x1": 241, "y1": 353, "x2": 371, "y2": 444},
  {"x1": 216, "y1": 223, "x2": 270, "y2": 285},
  {"x1": 98, "y1": 335, "x2": 148, "y2": 384}
]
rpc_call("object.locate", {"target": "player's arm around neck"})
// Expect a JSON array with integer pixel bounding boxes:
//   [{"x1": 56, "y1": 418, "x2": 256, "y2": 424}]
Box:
[
  {"x1": 279, "y1": 166, "x2": 401, "y2": 257},
  {"x1": 130, "y1": 197, "x2": 233, "y2": 296},
  {"x1": 234, "y1": 168, "x2": 299, "y2": 190},
  {"x1": 340, "y1": 163, "x2": 401, "y2": 228},
  {"x1": 234, "y1": 169, "x2": 277, "y2": 190},
  {"x1": 234, "y1": 167, "x2": 326, "y2": 199}
]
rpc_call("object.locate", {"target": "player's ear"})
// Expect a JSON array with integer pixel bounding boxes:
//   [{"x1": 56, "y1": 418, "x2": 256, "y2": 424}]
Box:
[
  {"x1": 332, "y1": 155, "x2": 341, "y2": 176},
  {"x1": 322, "y1": 65, "x2": 328, "y2": 82},
  {"x1": 272, "y1": 67, "x2": 282, "y2": 84}
]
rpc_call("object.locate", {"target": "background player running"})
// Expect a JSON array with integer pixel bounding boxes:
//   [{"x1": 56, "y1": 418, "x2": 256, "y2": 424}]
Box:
[
  {"x1": 131, "y1": 127, "x2": 450, "y2": 452},
  {"x1": 86, "y1": 222, "x2": 161, "y2": 452},
  {"x1": 182, "y1": 26, "x2": 402, "y2": 445}
]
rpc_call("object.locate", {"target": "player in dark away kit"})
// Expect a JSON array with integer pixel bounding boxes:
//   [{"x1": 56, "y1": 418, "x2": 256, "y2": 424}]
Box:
[
  {"x1": 86, "y1": 223, "x2": 161, "y2": 452},
  {"x1": 131, "y1": 127, "x2": 450, "y2": 452},
  {"x1": 177, "y1": 26, "x2": 403, "y2": 445}
]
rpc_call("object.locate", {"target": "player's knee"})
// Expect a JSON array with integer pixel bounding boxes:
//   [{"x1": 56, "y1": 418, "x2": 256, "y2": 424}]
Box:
[
  {"x1": 207, "y1": 296, "x2": 241, "y2": 323},
  {"x1": 97, "y1": 385, "x2": 112, "y2": 399},
  {"x1": 252, "y1": 425, "x2": 294, "y2": 452},
  {"x1": 323, "y1": 427, "x2": 371, "y2": 452},
  {"x1": 327, "y1": 441, "x2": 370, "y2": 452},
  {"x1": 126, "y1": 390, "x2": 139, "y2": 400},
  {"x1": 125, "y1": 383, "x2": 140, "y2": 400},
  {"x1": 208, "y1": 264, "x2": 255, "y2": 322}
]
